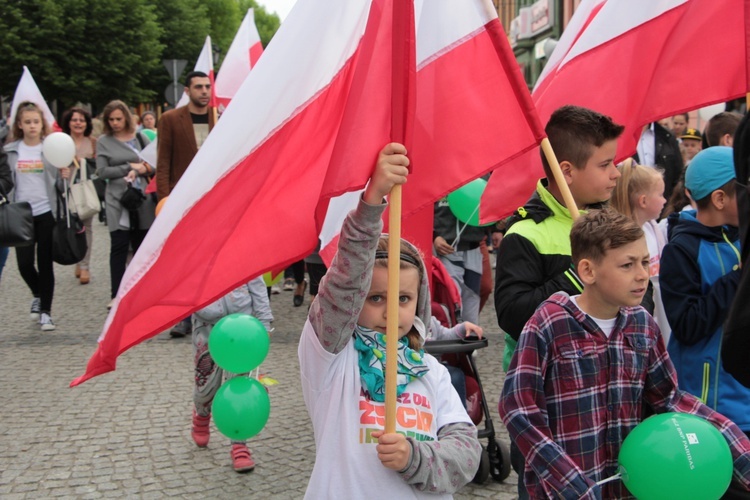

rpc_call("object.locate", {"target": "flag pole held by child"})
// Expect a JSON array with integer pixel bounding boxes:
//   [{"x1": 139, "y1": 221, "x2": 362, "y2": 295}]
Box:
[{"x1": 385, "y1": 0, "x2": 416, "y2": 434}]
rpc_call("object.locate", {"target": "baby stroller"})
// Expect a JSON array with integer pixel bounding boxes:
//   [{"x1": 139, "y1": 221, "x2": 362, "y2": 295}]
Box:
[{"x1": 424, "y1": 258, "x2": 511, "y2": 484}]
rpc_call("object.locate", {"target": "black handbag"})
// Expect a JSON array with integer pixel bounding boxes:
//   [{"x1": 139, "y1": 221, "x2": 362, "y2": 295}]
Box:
[
  {"x1": 120, "y1": 183, "x2": 146, "y2": 211},
  {"x1": 52, "y1": 191, "x2": 87, "y2": 265},
  {"x1": 0, "y1": 192, "x2": 34, "y2": 247}
]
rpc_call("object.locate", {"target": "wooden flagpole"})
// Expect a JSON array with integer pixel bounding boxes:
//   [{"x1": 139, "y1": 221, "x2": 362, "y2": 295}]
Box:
[
  {"x1": 385, "y1": 0, "x2": 415, "y2": 434},
  {"x1": 385, "y1": 185, "x2": 402, "y2": 433},
  {"x1": 540, "y1": 138, "x2": 580, "y2": 220}
]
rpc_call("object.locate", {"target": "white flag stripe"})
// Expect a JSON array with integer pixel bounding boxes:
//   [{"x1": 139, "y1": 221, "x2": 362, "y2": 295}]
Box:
[
  {"x1": 415, "y1": 0, "x2": 495, "y2": 66},
  {"x1": 215, "y1": 9, "x2": 263, "y2": 103},
  {"x1": 10, "y1": 66, "x2": 57, "y2": 128},
  {"x1": 556, "y1": 0, "x2": 686, "y2": 72},
  {"x1": 535, "y1": 0, "x2": 605, "y2": 87}
]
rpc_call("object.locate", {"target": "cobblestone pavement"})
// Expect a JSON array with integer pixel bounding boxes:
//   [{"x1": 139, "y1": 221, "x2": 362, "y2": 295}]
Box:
[{"x1": 0, "y1": 221, "x2": 517, "y2": 499}]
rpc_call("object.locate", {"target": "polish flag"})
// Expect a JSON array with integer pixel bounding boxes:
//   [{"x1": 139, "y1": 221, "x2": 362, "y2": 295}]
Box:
[
  {"x1": 176, "y1": 35, "x2": 217, "y2": 108},
  {"x1": 9, "y1": 66, "x2": 59, "y2": 132},
  {"x1": 214, "y1": 8, "x2": 264, "y2": 111},
  {"x1": 481, "y1": 0, "x2": 749, "y2": 222},
  {"x1": 72, "y1": 0, "x2": 543, "y2": 386}
]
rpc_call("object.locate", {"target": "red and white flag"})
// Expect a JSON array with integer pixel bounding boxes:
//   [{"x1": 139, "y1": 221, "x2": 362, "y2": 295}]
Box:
[
  {"x1": 72, "y1": 0, "x2": 544, "y2": 386},
  {"x1": 481, "y1": 0, "x2": 750, "y2": 222},
  {"x1": 9, "y1": 66, "x2": 59, "y2": 131},
  {"x1": 214, "y1": 8, "x2": 264, "y2": 111},
  {"x1": 176, "y1": 35, "x2": 217, "y2": 108}
]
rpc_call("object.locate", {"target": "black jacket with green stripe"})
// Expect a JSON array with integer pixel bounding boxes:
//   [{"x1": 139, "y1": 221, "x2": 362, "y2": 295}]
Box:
[{"x1": 494, "y1": 181, "x2": 586, "y2": 371}]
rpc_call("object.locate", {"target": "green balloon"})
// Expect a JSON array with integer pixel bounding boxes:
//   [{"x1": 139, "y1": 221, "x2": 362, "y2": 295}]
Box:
[
  {"x1": 447, "y1": 178, "x2": 494, "y2": 227},
  {"x1": 618, "y1": 413, "x2": 733, "y2": 499},
  {"x1": 212, "y1": 377, "x2": 270, "y2": 440},
  {"x1": 208, "y1": 313, "x2": 269, "y2": 373},
  {"x1": 141, "y1": 129, "x2": 157, "y2": 141}
]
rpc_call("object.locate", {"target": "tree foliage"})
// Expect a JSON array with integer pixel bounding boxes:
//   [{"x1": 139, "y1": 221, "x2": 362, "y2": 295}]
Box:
[
  {"x1": 0, "y1": 0, "x2": 163, "y2": 111},
  {"x1": 0, "y1": 0, "x2": 280, "y2": 113}
]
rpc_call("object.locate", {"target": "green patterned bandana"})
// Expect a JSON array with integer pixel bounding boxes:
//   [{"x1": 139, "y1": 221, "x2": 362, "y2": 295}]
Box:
[{"x1": 353, "y1": 325, "x2": 429, "y2": 402}]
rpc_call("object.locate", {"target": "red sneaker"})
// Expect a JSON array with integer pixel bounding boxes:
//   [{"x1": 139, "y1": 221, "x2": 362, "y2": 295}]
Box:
[
  {"x1": 231, "y1": 444, "x2": 256, "y2": 473},
  {"x1": 191, "y1": 410, "x2": 210, "y2": 447}
]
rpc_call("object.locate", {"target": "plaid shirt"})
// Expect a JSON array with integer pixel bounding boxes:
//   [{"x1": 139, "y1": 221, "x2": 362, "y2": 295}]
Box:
[{"x1": 499, "y1": 292, "x2": 750, "y2": 499}]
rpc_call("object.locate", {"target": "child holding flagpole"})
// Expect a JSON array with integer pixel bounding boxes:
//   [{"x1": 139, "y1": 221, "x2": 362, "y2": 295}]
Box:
[{"x1": 298, "y1": 143, "x2": 480, "y2": 498}]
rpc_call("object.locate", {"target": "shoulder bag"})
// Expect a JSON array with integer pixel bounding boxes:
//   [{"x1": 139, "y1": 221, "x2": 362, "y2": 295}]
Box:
[
  {"x1": 68, "y1": 159, "x2": 101, "y2": 220},
  {"x1": 0, "y1": 191, "x2": 34, "y2": 247},
  {"x1": 52, "y1": 190, "x2": 88, "y2": 265}
]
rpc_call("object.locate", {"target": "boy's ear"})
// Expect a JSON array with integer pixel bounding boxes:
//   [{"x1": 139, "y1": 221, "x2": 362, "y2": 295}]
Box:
[
  {"x1": 559, "y1": 160, "x2": 574, "y2": 185},
  {"x1": 712, "y1": 189, "x2": 733, "y2": 210},
  {"x1": 577, "y1": 258, "x2": 596, "y2": 285}
]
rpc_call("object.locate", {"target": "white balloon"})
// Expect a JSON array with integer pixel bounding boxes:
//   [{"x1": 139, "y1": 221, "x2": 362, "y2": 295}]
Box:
[
  {"x1": 698, "y1": 103, "x2": 725, "y2": 122},
  {"x1": 42, "y1": 132, "x2": 76, "y2": 169}
]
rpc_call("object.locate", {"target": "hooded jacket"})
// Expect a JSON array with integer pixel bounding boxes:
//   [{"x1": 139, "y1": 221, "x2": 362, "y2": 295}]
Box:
[
  {"x1": 494, "y1": 180, "x2": 584, "y2": 370},
  {"x1": 660, "y1": 210, "x2": 748, "y2": 429}
]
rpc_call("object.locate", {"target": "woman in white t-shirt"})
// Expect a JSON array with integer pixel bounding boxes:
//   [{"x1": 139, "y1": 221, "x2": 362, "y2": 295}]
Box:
[
  {"x1": 611, "y1": 162, "x2": 670, "y2": 343},
  {"x1": 3, "y1": 101, "x2": 70, "y2": 331}
]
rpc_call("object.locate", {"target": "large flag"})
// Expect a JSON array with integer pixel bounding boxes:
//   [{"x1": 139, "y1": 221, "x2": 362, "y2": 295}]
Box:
[
  {"x1": 72, "y1": 0, "x2": 544, "y2": 386},
  {"x1": 481, "y1": 0, "x2": 750, "y2": 222},
  {"x1": 214, "y1": 8, "x2": 264, "y2": 111},
  {"x1": 176, "y1": 35, "x2": 217, "y2": 109},
  {"x1": 9, "y1": 66, "x2": 59, "y2": 132}
]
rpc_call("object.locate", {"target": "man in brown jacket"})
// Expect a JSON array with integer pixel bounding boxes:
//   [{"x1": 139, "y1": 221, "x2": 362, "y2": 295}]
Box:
[
  {"x1": 156, "y1": 71, "x2": 216, "y2": 201},
  {"x1": 156, "y1": 71, "x2": 216, "y2": 337}
]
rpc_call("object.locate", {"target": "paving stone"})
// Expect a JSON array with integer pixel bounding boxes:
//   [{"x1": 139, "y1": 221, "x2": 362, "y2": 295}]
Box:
[{"x1": 0, "y1": 222, "x2": 516, "y2": 499}]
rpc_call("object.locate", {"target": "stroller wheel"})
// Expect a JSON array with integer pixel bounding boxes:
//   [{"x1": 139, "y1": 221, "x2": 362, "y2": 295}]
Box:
[
  {"x1": 472, "y1": 448, "x2": 490, "y2": 484},
  {"x1": 488, "y1": 439, "x2": 511, "y2": 482}
]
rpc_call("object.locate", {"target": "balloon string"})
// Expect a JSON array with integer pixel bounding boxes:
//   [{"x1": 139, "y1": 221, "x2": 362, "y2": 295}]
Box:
[
  {"x1": 451, "y1": 202, "x2": 480, "y2": 248},
  {"x1": 595, "y1": 473, "x2": 621, "y2": 486}
]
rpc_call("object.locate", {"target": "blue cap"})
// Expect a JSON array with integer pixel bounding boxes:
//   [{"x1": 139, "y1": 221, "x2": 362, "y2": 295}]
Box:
[{"x1": 684, "y1": 146, "x2": 735, "y2": 201}]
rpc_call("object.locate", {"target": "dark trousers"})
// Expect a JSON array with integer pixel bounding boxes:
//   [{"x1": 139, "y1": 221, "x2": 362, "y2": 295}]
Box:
[
  {"x1": 284, "y1": 259, "x2": 306, "y2": 285},
  {"x1": 109, "y1": 228, "x2": 147, "y2": 299},
  {"x1": 16, "y1": 211, "x2": 56, "y2": 313},
  {"x1": 510, "y1": 440, "x2": 530, "y2": 500}
]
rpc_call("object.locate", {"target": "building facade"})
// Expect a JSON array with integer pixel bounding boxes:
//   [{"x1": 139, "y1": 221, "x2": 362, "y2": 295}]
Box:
[{"x1": 497, "y1": 0, "x2": 582, "y2": 88}]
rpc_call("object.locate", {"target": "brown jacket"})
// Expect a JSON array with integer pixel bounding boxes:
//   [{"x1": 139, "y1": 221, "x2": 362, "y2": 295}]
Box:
[{"x1": 156, "y1": 106, "x2": 215, "y2": 200}]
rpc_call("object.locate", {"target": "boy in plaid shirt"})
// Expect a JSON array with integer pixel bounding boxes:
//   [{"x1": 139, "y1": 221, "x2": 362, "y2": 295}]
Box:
[{"x1": 499, "y1": 209, "x2": 750, "y2": 499}]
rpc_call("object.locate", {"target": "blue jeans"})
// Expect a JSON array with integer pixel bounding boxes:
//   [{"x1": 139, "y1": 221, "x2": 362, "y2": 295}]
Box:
[{"x1": 444, "y1": 363, "x2": 466, "y2": 408}]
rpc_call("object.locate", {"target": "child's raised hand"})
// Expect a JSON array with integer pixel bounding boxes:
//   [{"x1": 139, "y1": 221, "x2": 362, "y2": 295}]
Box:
[
  {"x1": 463, "y1": 322, "x2": 483, "y2": 339},
  {"x1": 371, "y1": 430, "x2": 412, "y2": 471},
  {"x1": 363, "y1": 143, "x2": 409, "y2": 205}
]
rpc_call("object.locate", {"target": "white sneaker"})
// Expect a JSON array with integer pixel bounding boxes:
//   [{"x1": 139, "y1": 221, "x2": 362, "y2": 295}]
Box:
[
  {"x1": 271, "y1": 285, "x2": 281, "y2": 295},
  {"x1": 30, "y1": 298, "x2": 41, "y2": 321},
  {"x1": 40, "y1": 313, "x2": 56, "y2": 331}
]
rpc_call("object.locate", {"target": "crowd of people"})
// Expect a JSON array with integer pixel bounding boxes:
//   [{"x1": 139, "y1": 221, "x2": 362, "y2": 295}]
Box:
[{"x1": 2, "y1": 76, "x2": 749, "y2": 496}]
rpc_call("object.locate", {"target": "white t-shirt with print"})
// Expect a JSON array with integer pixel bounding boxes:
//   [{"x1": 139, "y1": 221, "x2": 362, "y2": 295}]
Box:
[
  {"x1": 298, "y1": 320, "x2": 471, "y2": 499},
  {"x1": 14, "y1": 142, "x2": 50, "y2": 216}
]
